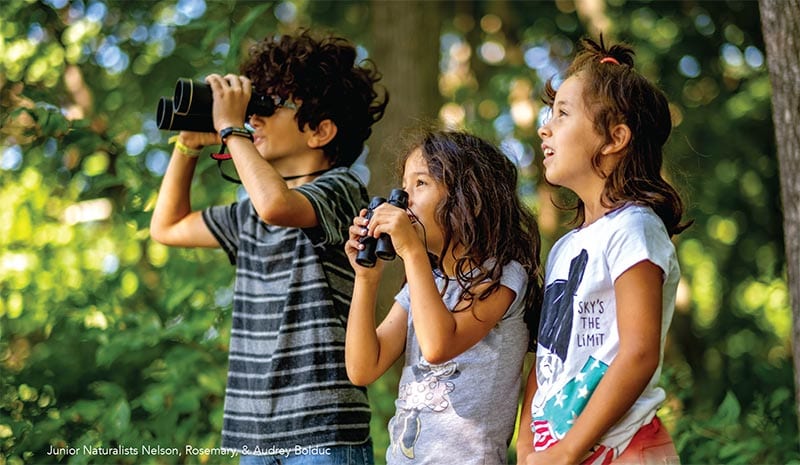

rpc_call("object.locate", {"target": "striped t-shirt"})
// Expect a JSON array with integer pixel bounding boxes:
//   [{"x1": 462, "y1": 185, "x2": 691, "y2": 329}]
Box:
[{"x1": 202, "y1": 167, "x2": 370, "y2": 452}]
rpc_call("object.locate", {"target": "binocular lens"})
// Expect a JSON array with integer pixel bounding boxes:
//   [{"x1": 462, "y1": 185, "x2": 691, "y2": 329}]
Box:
[
  {"x1": 155, "y1": 96, "x2": 216, "y2": 132},
  {"x1": 156, "y1": 97, "x2": 174, "y2": 129},
  {"x1": 174, "y1": 79, "x2": 212, "y2": 116}
]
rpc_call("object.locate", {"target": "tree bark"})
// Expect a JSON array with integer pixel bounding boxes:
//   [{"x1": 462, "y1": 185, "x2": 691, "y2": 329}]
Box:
[{"x1": 758, "y1": 0, "x2": 800, "y2": 433}]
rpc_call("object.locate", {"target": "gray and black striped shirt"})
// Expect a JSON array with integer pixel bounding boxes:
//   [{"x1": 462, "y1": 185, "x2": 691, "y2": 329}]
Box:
[{"x1": 203, "y1": 167, "x2": 370, "y2": 452}]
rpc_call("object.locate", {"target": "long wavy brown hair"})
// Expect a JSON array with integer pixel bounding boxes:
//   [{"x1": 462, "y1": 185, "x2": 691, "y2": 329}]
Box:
[
  {"x1": 398, "y1": 130, "x2": 543, "y2": 350},
  {"x1": 543, "y1": 36, "x2": 691, "y2": 236}
]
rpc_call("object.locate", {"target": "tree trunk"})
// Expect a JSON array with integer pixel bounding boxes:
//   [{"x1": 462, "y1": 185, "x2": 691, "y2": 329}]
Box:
[
  {"x1": 368, "y1": 0, "x2": 442, "y2": 193},
  {"x1": 758, "y1": 0, "x2": 800, "y2": 434},
  {"x1": 368, "y1": 0, "x2": 443, "y2": 313}
]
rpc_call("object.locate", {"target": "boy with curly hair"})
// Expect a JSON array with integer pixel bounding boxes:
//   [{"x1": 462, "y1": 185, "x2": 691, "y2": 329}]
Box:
[{"x1": 150, "y1": 30, "x2": 388, "y2": 464}]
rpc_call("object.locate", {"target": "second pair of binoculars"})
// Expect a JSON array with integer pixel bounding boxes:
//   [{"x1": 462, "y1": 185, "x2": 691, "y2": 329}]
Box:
[
  {"x1": 156, "y1": 78, "x2": 279, "y2": 132},
  {"x1": 356, "y1": 189, "x2": 409, "y2": 268}
]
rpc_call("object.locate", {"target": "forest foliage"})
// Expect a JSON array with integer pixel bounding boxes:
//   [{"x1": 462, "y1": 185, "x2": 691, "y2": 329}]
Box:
[{"x1": 1, "y1": 1, "x2": 797, "y2": 464}]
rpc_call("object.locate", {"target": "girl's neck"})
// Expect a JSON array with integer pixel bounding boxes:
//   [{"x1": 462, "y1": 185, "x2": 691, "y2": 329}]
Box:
[
  {"x1": 571, "y1": 177, "x2": 612, "y2": 228},
  {"x1": 580, "y1": 197, "x2": 612, "y2": 229},
  {"x1": 439, "y1": 245, "x2": 464, "y2": 278}
]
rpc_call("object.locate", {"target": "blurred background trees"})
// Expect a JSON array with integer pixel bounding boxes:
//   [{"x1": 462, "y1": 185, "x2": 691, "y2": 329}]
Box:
[{"x1": 1, "y1": 1, "x2": 797, "y2": 464}]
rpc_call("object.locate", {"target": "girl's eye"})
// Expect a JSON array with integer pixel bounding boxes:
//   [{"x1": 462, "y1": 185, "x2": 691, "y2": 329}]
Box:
[
  {"x1": 558, "y1": 109, "x2": 568, "y2": 117},
  {"x1": 416, "y1": 179, "x2": 425, "y2": 187}
]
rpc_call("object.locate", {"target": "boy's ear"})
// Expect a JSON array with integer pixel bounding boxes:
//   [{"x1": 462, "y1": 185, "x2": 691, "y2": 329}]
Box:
[
  {"x1": 307, "y1": 119, "x2": 338, "y2": 149},
  {"x1": 601, "y1": 123, "x2": 632, "y2": 155}
]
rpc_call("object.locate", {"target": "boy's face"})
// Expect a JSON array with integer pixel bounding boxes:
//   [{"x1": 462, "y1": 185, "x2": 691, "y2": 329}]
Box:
[{"x1": 247, "y1": 99, "x2": 325, "y2": 173}]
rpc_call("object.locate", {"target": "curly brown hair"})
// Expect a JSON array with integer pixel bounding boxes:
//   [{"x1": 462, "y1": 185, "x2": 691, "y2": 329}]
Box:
[
  {"x1": 543, "y1": 36, "x2": 690, "y2": 236},
  {"x1": 240, "y1": 30, "x2": 388, "y2": 166},
  {"x1": 398, "y1": 130, "x2": 544, "y2": 350}
]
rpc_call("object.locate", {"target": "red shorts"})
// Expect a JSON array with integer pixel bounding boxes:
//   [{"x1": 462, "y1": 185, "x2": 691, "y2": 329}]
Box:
[{"x1": 611, "y1": 417, "x2": 680, "y2": 465}]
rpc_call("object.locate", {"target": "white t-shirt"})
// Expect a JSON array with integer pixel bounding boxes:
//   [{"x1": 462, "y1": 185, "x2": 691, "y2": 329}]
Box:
[{"x1": 530, "y1": 204, "x2": 679, "y2": 463}]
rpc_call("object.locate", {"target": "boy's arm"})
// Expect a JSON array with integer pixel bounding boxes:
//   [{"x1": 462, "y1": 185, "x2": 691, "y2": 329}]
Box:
[
  {"x1": 224, "y1": 136, "x2": 319, "y2": 228},
  {"x1": 531, "y1": 260, "x2": 663, "y2": 465},
  {"x1": 206, "y1": 73, "x2": 321, "y2": 229},
  {"x1": 516, "y1": 359, "x2": 538, "y2": 463},
  {"x1": 150, "y1": 132, "x2": 220, "y2": 248}
]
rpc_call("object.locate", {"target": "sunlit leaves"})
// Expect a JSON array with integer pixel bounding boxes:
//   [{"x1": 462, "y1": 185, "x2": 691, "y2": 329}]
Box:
[
  {"x1": 82, "y1": 152, "x2": 110, "y2": 176},
  {"x1": 738, "y1": 278, "x2": 791, "y2": 340},
  {"x1": 1, "y1": 4, "x2": 240, "y2": 462},
  {"x1": 680, "y1": 239, "x2": 722, "y2": 329},
  {"x1": 629, "y1": 8, "x2": 681, "y2": 51},
  {"x1": 707, "y1": 215, "x2": 739, "y2": 246}
]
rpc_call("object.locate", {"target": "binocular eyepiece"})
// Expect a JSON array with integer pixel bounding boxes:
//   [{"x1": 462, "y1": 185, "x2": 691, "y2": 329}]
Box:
[
  {"x1": 355, "y1": 189, "x2": 409, "y2": 268},
  {"x1": 156, "y1": 78, "x2": 277, "y2": 132}
]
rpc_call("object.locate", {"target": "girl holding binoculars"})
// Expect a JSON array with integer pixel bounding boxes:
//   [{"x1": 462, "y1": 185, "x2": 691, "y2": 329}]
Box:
[{"x1": 344, "y1": 130, "x2": 543, "y2": 465}]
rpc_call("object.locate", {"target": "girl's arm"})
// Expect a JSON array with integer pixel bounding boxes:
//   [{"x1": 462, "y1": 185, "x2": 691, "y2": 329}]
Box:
[
  {"x1": 345, "y1": 296, "x2": 408, "y2": 386},
  {"x1": 530, "y1": 260, "x2": 664, "y2": 465},
  {"x1": 363, "y1": 202, "x2": 516, "y2": 365},
  {"x1": 344, "y1": 214, "x2": 408, "y2": 386},
  {"x1": 401, "y1": 247, "x2": 516, "y2": 364},
  {"x1": 516, "y1": 359, "x2": 538, "y2": 463}
]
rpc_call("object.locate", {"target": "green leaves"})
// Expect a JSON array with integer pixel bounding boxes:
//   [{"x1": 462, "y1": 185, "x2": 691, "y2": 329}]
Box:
[
  {"x1": 226, "y1": 3, "x2": 273, "y2": 71},
  {"x1": 713, "y1": 391, "x2": 742, "y2": 426},
  {"x1": 673, "y1": 389, "x2": 800, "y2": 465},
  {"x1": 1, "y1": 2, "x2": 268, "y2": 463}
]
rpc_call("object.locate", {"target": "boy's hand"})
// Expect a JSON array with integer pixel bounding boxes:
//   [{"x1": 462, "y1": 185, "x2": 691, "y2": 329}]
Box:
[
  {"x1": 345, "y1": 210, "x2": 385, "y2": 277},
  {"x1": 205, "y1": 73, "x2": 252, "y2": 131}
]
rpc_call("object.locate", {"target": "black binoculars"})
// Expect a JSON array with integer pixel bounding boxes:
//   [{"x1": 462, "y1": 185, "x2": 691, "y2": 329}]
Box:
[
  {"x1": 356, "y1": 189, "x2": 409, "y2": 268},
  {"x1": 156, "y1": 78, "x2": 277, "y2": 132}
]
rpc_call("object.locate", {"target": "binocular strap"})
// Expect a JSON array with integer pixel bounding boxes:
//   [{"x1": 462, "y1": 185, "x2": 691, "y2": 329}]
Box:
[
  {"x1": 209, "y1": 148, "x2": 332, "y2": 184},
  {"x1": 210, "y1": 146, "x2": 242, "y2": 184}
]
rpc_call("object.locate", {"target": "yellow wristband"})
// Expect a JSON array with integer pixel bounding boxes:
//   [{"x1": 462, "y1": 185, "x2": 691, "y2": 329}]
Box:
[{"x1": 168, "y1": 135, "x2": 201, "y2": 157}]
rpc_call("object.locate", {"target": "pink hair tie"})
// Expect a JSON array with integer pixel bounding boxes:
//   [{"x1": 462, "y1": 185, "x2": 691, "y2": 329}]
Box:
[{"x1": 600, "y1": 56, "x2": 620, "y2": 65}]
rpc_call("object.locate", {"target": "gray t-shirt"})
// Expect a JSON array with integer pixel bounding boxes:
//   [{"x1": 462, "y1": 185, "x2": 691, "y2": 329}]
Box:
[
  {"x1": 388, "y1": 261, "x2": 530, "y2": 465},
  {"x1": 202, "y1": 167, "x2": 371, "y2": 452}
]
